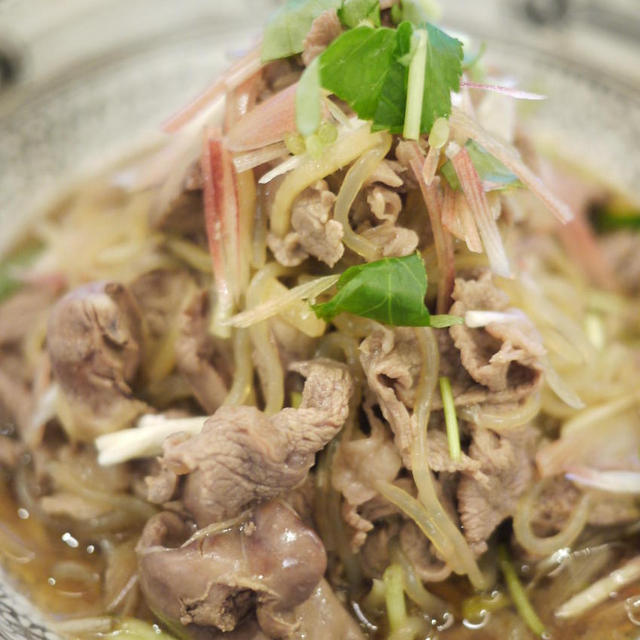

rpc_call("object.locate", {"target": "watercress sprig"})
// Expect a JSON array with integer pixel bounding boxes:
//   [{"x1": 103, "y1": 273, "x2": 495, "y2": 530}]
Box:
[{"x1": 312, "y1": 254, "x2": 462, "y2": 328}]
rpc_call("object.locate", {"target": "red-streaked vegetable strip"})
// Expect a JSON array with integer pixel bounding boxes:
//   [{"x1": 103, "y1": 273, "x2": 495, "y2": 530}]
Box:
[
  {"x1": 450, "y1": 108, "x2": 573, "y2": 223},
  {"x1": 223, "y1": 70, "x2": 262, "y2": 133},
  {"x1": 451, "y1": 145, "x2": 511, "y2": 278},
  {"x1": 163, "y1": 43, "x2": 262, "y2": 133},
  {"x1": 226, "y1": 83, "x2": 299, "y2": 152},
  {"x1": 201, "y1": 131, "x2": 242, "y2": 335},
  {"x1": 422, "y1": 145, "x2": 440, "y2": 186},
  {"x1": 460, "y1": 81, "x2": 546, "y2": 101},
  {"x1": 442, "y1": 180, "x2": 482, "y2": 253},
  {"x1": 236, "y1": 168, "x2": 257, "y2": 304},
  {"x1": 407, "y1": 142, "x2": 456, "y2": 313}
]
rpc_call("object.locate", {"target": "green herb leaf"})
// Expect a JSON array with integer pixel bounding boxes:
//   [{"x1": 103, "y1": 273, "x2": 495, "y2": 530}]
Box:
[
  {"x1": 262, "y1": 0, "x2": 342, "y2": 62},
  {"x1": 371, "y1": 21, "x2": 413, "y2": 132},
  {"x1": 296, "y1": 57, "x2": 322, "y2": 136},
  {"x1": 318, "y1": 21, "x2": 462, "y2": 134},
  {"x1": 403, "y1": 27, "x2": 427, "y2": 139},
  {"x1": 441, "y1": 139, "x2": 521, "y2": 191},
  {"x1": 318, "y1": 25, "x2": 398, "y2": 121},
  {"x1": 589, "y1": 204, "x2": 640, "y2": 233},
  {"x1": 312, "y1": 254, "x2": 463, "y2": 327},
  {"x1": 394, "y1": 0, "x2": 442, "y2": 25},
  {"x1": 419, "y1": 23, "x2": 463, "y2": 132},
  {"x1": 338, "y1": 0, "x2": 380, "y2": 28}
]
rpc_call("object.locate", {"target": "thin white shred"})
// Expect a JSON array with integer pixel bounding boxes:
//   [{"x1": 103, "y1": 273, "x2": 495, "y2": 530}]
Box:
[
  {"x1": 258, "y1": 154, "x2": 303, "y2": 184},
  {"x1": 566, "y1": 467, "x2": 640, "y2": 494},
  {"x1": 464, "y1": 309, "x2": 527, "y2": 328},
  {"x1": 224, "y1": 274, "x2": 340, "y2": 328},
  {"x1": 95, "y1": 414, "x2": 206, "y2": 466},
  {"x1": 460, "y1": 81, "x2": 546, "y2": 101},
  {"x1": 556, "y1": 556, "x2": 640, "y2": 619},
  {"x1": 233, "y1": 142, "x2": 289, "y2": 172}
]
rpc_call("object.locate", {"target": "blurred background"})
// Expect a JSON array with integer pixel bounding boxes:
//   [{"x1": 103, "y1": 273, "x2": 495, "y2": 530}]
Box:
[
  {"x1": 1, "y1": 0, "x2": 638, "y2": 95},
  {"x1": 0, "y1": 0, "x2": 638, "y2": 252}
]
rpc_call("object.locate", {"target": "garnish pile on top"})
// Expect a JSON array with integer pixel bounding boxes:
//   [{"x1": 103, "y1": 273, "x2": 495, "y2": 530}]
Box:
[{"x1": 262, "y1": 0, "x2": 463, "y2": 140}]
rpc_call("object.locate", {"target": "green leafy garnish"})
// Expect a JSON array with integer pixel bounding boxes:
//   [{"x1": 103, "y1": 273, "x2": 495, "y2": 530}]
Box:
[
  {"x1": 419, "y1": 23, "x2": 463, "y2": 132},
  {"x1": 0, "y1": 244, "x2": 42, "y2": 303},
  {"x1": 316, "y1": 20, "x2": 462, "y2": 134},
  {"x1": 296, "y1": 57, "x2": 322, "y2": 136},
  {"x1": 312, "y1": 254, "x2": 462, "y2": 327},
  {"x1": 441, "y1": 139, "x2": 521, "y2": 191},
  {"x1": 391, "y1": 0, "x2": 442, "y2": 25},
  {"x1": 589, "y1": 204, "x2": 640, "y2": 233},
  {"x1": 439, "y1": 376, "x2": 461, "y2": 462},
  {"x1": 317, "y1": 25, "x2": 398, "y2": 122},
  {"x1": 498, "y1": 545, "x2": 547, "y2": 638},
  {"x1": 338, "y1": 0, "x2": 380, "y2": 28},
  {"x1": 262, "y1": 0, "x2": 342, "y2": 62}
]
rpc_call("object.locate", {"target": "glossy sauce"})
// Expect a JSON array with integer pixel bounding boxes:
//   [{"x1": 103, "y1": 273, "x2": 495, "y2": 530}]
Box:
[{"x1": 0, "y1": 477, "x2": 105, "y2": 618}]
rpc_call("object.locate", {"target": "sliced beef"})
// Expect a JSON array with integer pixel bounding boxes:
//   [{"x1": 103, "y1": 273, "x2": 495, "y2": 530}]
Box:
[
  {"x1": 268, "y1": 181, "x2": 344, "y2": 267},
  {"x1": 302, "y1": 10, "x2": 342, "y2": 67},
  {"x1": 366, "y1": 186, "x2": 402, "y2": 223},
  {"x1": 400, "y1": 520, "x2": 452, "y2": 583},
  {"x1": 457, "y1": 425, "x2": 537, "y2": 555},
  {"x1": 137, "y1": 500, "x2": 326, "y2": 638},
  {"x1": 46, "y1": 281, "x2": 147, "y2": 441},
  {"x1": 332, "y1": 400, "x2": 402, "y2": 517},
  {"x1": 449, "y1": 272, "x2": 545, "y2": 393},
  {"x1": 145, "y1": 464, "x2": 179, "y2": 504},
  {"x1": 348, "y1": 162, "x2": 417, "y2": 258},
  {"x1": 364, "y1": 159, "x2": 405, "y2": 190},
  {"x1": 157, "y1": 359, "x2": 352, "y2": 526},
  {"x1": 358, "y1": 326, "x2": 484, "y2": 470},
  {"x1": 360, "y1": 521, "x2": 397, "y2": 579},
  {"x1": 360, "y1": 223, "x2": 419, "y2": 257},
  {"x1": 437, "y1": 330, "x2": 542, "y2": 407},
  {"x1": 332, "y1": 396, "x2": 401, "y2": 548},
  {"x1": 359, "y1": 326, "x2": 420, "y2": 465},
  {"x1": 174, "y1": 291, "x2": 229, "y2": 413},
  {"x1": 529, "y1": 476, "x2": 640, "y2": 539}
]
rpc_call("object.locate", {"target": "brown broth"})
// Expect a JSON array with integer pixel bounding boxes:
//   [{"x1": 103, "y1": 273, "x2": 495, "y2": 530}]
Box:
[{"x1": 0, "y1": 477, "x2": 105, "y2": 619}]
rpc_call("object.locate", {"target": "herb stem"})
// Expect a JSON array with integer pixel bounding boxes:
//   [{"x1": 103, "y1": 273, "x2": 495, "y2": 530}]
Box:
[
  {"x1": 383, "y1": 564, "x2": 407, "y2": 633},
  {"x1": 403, "y1": 28, "x2": 427, "y2": 140},
  {"x1": 498, "y1": 545, "x2": 547, "y2": 638},
  {"x1": 439, "y1": 376, "x2": 461, "y2": 461}
]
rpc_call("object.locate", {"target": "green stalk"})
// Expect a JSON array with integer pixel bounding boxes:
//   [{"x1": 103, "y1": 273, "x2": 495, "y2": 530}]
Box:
[
  {"x1": 403, "y1": 28, "x2": 427, "y2": 140},
  {"x1": 439, "y1": 376, "x2": 461, "y2": 461},
  {"x1": 498, "y1": 545, "x2": 547, "y2": 638},
  {"x1": 383, "y1": 564, "x2": 408, "y2": 633}
]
